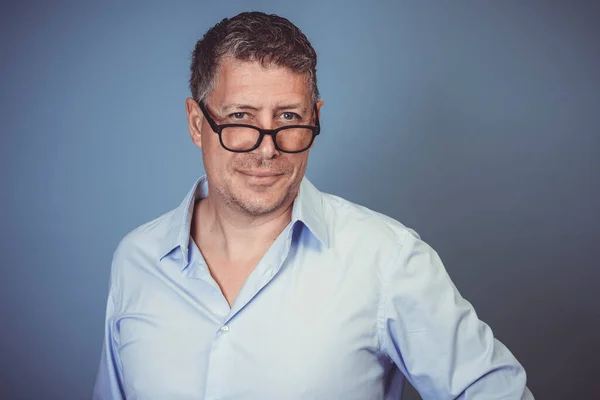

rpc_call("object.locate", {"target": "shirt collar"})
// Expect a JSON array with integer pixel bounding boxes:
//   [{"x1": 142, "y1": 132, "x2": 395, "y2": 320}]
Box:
[
  {"x1": 158, "y1": 175, "x2": 329, "y2": 265},
  {"x1": 292, "y1": 177, "x2": 329, "y2": 247},
  {"x1": 158, "y1": 175, "x2": 208, "y2": 265}
]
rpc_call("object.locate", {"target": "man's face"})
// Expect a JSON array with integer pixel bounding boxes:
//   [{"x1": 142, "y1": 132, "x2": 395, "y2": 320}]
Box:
[{"x1": 187, "y1": 58, "x2": 323, "y2": 217}]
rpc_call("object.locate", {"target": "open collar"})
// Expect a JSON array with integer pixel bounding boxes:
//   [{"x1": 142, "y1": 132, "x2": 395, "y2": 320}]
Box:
[{"x1": 158, "y1": 175, "x2": 329, "y2": 266}]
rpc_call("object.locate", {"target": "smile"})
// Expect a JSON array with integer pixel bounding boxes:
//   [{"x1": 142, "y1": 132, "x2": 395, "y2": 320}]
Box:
[{"x1": 238, "y1": 170, "x2": 284, "y2": 184}]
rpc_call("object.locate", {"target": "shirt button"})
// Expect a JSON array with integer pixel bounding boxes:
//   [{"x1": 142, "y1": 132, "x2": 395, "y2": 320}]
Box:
[{"x1": 220, "y1": 325, "x2": 230, "y2": 333}]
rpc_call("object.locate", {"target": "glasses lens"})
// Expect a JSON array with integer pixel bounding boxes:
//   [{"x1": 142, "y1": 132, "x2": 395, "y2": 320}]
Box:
[
  {"x1": 220, "y1": 126, "x2": 315, "y2": 152},
  {"x1": 277, "y1": 127, "x2": 314, "y2": 152},
  {"x1": 221, "y1": 127, "x2": 261, "y2": 151}
]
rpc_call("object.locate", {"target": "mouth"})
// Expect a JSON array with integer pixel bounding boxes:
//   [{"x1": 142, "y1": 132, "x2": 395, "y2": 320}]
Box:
[{"x1": 237, "y1": 169, "x2": 284, "y2": 184}]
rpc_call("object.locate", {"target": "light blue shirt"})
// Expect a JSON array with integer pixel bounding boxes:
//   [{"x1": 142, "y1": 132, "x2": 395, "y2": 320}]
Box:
[{"x1": 93, "y1": 175, "x2": 533, "y2": 399}]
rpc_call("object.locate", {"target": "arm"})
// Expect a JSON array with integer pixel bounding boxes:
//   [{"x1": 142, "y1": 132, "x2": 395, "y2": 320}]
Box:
[
  {"x1": 93, "y1": 260, "x2": 125, "y2": 399},
  {"x1": 379, "y1": 230, "x2": 534, "y2": 399}
]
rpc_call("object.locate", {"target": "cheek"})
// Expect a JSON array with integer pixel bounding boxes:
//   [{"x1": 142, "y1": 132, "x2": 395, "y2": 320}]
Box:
[
  {"x1": 202, "y1": 141, "x2": 233, "y2": 177},
  {"x1": 291, "y1": 154, "x2": 309, "y2": 174}
]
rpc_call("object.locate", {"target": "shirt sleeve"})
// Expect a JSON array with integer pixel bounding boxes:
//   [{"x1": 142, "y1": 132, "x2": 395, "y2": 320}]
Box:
[
  {"x1": 379, "y1": 230, "x2": 534, "y2": 399},
  {"x1": 92, "y1": 262, "x2": 125, "y2": 399}
]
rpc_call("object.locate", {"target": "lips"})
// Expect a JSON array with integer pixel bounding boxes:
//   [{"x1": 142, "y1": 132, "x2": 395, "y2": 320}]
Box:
[
  {"x1": 238, "y1": 170, "x2": 283, "y2": 177},
  {"x1": 237, "y1": 170, "x2": 284, "y2": 185}
]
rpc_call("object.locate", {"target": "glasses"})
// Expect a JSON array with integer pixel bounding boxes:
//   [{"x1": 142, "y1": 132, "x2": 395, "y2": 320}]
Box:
[{"x1": 198, "y1": 101, "x2": 320, "y2": 153}]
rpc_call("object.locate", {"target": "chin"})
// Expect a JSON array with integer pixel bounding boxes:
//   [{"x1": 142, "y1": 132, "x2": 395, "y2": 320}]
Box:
[
  {"x1": 232, "y1": 188, "x2": 292, "y2": 216},
  {"x1": 214, "y1": 169, "x2": 300, "y2": 216},
  {"x1": 241, "y1": 195, "x2": 286, "y2": 215}
]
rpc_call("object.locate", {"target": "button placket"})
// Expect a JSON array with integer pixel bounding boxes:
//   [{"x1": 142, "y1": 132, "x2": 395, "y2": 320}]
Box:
[{"x1": 205, "y1": 323, "x2": 233, "y2": 399}]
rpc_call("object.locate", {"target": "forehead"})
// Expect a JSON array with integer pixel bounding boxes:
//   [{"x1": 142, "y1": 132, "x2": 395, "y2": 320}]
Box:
[{"x1": 208, "y1": 58, "x2": 311, "y2": 107}]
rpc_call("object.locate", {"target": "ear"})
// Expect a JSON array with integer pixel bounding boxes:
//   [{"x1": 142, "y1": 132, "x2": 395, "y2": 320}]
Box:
[
  {"x1": 308, "y1": 100, "x2": 325, "y2": 150},
  {"x1": 186, "y1": 98, "x2": 204, "y2": 149},
  {"x1": 316, "y1": 100, "x2": 324, "y2": 119}
]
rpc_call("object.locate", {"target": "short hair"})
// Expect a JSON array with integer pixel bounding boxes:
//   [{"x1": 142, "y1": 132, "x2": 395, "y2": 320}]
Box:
[{"x1": 189, "y1": 11, "x2": 319, "y2": 104}]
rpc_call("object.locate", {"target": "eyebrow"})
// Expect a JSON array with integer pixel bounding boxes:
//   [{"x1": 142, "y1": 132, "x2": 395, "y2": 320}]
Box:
[
  {"x1": 274, "y1": 103, "x2": 308, "y2": 114},
  {"x1": 220, "y1": 103, "x2": 260, "y2": 113},
  {"x1": 219, "y1": 103, "x2": 308, "y2": 114}
]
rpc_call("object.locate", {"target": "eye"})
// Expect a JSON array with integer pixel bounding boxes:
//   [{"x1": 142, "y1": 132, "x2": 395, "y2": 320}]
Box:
[
  {"x1": 282, "y1": 112, "x2": 300, "y2": 121},
  {"x1": 230, "y1": 112, "x2": 246, "y2": 119}
]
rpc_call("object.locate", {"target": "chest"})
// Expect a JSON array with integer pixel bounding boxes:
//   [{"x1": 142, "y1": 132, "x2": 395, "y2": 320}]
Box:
[
  {"x1": 201, "y1": 250, "x2": 265, "y2": 307},
  {"x1": 192, "y1": 232, "x2": 275, "y2": 305},
  {"x1": 113, "y1": 250, "x2": 388, "y2": 399}
]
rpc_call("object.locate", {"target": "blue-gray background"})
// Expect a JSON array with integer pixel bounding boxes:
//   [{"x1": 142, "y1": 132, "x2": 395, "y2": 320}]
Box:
[{"x1": 1, "y1": 1, "x2": 598, "y2": 399}]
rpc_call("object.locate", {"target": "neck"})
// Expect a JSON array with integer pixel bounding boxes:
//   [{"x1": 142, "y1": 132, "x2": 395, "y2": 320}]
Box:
[{"x1": 193, "y1": 192, "x2": 295, "y2": 264}]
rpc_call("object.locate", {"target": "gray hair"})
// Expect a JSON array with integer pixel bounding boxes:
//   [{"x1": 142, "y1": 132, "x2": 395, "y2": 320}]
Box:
[{"x1": 189, "y1": 11, "x2": 319, "y2": 104}]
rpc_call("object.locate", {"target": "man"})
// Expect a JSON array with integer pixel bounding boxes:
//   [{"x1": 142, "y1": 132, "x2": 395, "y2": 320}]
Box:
[{"x1": 94, "y1": 11, "x2": 533, "y2": 400}]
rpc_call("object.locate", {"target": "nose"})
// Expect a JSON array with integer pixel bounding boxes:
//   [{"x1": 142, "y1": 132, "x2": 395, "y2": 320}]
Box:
[{"x1": 255, "y1": 132, "x2": 280, "y2": 159}]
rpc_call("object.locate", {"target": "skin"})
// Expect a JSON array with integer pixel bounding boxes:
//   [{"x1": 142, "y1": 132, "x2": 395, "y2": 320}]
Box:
[{"x1": 185, "y1": 58, "x2": 324, "y2": 306}]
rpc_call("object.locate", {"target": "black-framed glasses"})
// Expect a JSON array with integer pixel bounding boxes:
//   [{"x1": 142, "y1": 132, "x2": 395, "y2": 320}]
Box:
[{"x1": 198, "y1": 101, "x2": 320, "y2": 153}]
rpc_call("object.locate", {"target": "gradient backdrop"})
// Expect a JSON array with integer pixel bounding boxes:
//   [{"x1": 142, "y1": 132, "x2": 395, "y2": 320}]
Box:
[{"x1": 1, "y1": 1, "x2": 599, "y2": 399}]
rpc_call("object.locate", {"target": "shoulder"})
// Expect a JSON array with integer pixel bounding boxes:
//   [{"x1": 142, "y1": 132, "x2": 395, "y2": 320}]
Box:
[
  {"x1": 319, "y1": 191, "x2": 420, "y2": 252},
  {"x1": 109, "y1": 209, "x2": 176, "y2": 280}
]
